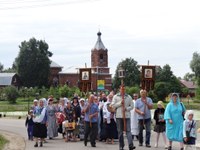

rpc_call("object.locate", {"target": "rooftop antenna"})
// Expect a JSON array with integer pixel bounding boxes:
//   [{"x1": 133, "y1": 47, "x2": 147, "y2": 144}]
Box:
[
  {"x1": 85, "y1": 63, "x2": 87, "y2": 68},
  {"x1": 147, "y1": 60, "x2": 150, "y2": 66}
]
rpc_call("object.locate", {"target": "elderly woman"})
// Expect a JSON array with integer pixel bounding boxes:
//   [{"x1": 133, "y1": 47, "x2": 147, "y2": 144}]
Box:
[
  {"x1": 57, "y1": 98, "x2": 66, "y2": 137},
  {"x1": 33, "y1": 99, "x2": 47, "y2": 147},
  {"x1": 164, "y1": 93, "x2": 186, "y2": 150},
  {"x1": 63, "y1": 101, "x2": 76, "y2": 142},
  {"x1": 46, "y1": 98, "x2": 58, "y2": 139},
  {"x1": 79, "y1": 98, "x2": 86, "y2": 140}
]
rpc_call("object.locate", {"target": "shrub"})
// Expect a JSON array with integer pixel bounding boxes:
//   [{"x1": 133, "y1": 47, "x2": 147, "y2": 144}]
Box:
[
  {"x1": 68, "y1": 87, "x2": 81, "y2": 98},
  {"x1": 59, "y1": 85, "x2": 70, "y2": 98},
  {"x1": 3, "y1": 86, "x2": 19, "y2": 104},
  {"x1": 126, "y1": 86, "x2": 140, "y2": 96},
  {"x1": 195, "y1": 87, "x2": 200, "y2": 101},
  {"x1": 49, "y1": 86, "x2": 60, "y2": 99},
  {"x1": 40, "y1": 86, "x2": 49, "y2": 98}
]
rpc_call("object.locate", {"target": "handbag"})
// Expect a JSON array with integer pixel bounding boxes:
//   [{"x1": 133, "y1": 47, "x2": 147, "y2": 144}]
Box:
[{"x1": 183, "y1": 121, "x2": 194, "y2": 144}]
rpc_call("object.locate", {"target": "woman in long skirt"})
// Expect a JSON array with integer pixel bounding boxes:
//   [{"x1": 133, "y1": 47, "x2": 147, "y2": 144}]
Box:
[
  {"x1": 79, "y1": 98, "x2": 86, "y2": 140},
  {"x1": 164, "y1": 93, "x2": 186, "y2": 150},
  {"x1": 46, "y1": 98, "x2": 58, "y2": 139},
  {"x1": 33, "y1": 99, "x2": 47, "y2": 147}
]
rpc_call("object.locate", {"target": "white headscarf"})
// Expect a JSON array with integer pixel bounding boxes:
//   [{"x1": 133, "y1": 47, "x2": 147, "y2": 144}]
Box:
[
  {"x1": 185, "y1": 110, "x2": 194, "y2": 120},
  {"x1": 33, "y1": 99, "x2": 46, "y2": 123}
]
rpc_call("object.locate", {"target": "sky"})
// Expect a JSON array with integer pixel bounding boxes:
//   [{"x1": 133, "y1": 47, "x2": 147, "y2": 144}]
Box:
[{"x1": 0, "y1": 0, "x2": 200, "y2": 77}]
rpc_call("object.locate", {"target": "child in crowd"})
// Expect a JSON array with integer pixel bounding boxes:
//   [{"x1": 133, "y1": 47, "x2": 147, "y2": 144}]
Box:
[
  {"x1": 153, "y1": 101, "x2": 167, "y2": 149},
  {"x1": 25, "y1": 110, "x2": 34, "y2": 140},
  {"x1": 183, "y1": 110, "x2": 197, "y2": 150}
]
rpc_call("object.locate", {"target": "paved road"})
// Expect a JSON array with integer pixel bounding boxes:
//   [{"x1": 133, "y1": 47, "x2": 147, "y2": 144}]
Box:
[{"x1": 0, "y1": 118, "x2": 199, "y2": 150}]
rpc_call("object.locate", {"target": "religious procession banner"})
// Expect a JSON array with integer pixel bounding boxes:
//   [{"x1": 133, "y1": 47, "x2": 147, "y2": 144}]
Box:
[{"x1": 97, "y1": 80, "x2": 105, "y2": 90}]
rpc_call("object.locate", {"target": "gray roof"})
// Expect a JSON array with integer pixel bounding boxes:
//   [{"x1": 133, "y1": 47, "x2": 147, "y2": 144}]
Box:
[
  {"x1": 93, "y1": 32, "x2": 107, "y2": 50},
  {"x1": 0, "y1": 73, "x2": 16, "y2": 86},
  {"x1": 50, "y1": 61, "x2": 62, "y2": 68}
]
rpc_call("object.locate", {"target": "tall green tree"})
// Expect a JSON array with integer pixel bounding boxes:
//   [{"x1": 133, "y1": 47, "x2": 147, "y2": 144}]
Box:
[
  {"x1": 190, "y1": 52, "x2": 200, "y2": 85},
  {"x1": 183, "y1": 72, "x2": 195, "y2": 81},
  {"x1": 156, "y1": 64, "x2": 182, "y2": 94},
  {"x1": 15, "y1": 37, "x2": 53, "y2": 87},
  {"x1": 154, "y1": 82, "x2": 170, "y2": 101},
  {"x1": 156, "y1": 64, "x2": 173, "y2": 82},
  {"x1": 113, "y1": 58, "x2": 140, "y2": 89}
]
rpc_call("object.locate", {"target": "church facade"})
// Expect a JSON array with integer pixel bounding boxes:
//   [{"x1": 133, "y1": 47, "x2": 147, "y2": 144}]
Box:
[{"x1": 50, "y1": 32, "x2": 112, "y2": 91}]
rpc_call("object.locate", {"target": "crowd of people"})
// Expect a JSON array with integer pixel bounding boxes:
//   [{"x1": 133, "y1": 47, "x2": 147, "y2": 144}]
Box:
[{"x1": 25, "y1": 88, "x2": 199, "y2": 150}]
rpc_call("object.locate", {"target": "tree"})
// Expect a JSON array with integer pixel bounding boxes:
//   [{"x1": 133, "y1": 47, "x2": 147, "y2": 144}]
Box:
[
  {"x1": 168, "y1": 76, "x2": 182, "y2": 93},
  {"x1": 190, "y1": 52, "x2": 200, "y2": 85},
  {"x1": 0, "y1": 62, "x2": 3, "y2": 72},
  {"x1": 154, "y1": 82, "x2": 170, "y2": 101},
  {"x1": 183, "y1": 72, "x2": 195, "y2": 81},
  {"x1": 155, "y1": 64, "x2": 182, "y2": 96},
  {"x1": 156, "y1": 64, "x2": 173, "y2": 82},
  {"x1": 15, "y1": 37, "x2": 53, "y2": 87},
  {"x1": 113, "y1": 58, "x2": 140, "y2": 89}
]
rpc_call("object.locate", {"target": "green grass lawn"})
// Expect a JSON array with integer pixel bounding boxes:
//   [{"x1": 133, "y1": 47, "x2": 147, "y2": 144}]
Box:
[
  {"x1": 0, "y1": 134, "x2": 8, "y2": 150},
  {"x1": 0, "y1": 98, "x2": 29, "y2": 112}
]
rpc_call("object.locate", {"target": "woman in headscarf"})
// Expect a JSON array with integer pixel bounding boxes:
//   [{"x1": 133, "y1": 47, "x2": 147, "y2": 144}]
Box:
[
  {"x1": 154, "y1": 101, "x2": 167, "y2": 148},
  {"x1": 72, "y1": 97, "x2": 81, "y2": 139},
  {"x1": 63, "y1": 101, "x2": 76, "y2": 142},
  {"x1": 72, "y1": 97, "x2": 81, "y2": 122},
  {"x1": 46, "y1": 98, "x2": 58, "y2": 139},
  {"x1": 56, "y1": 98, "x2": 66, "y2": 138},
  {"x1": 33, "y1": 99, "x2": 47, "y2": 147},
  {"x1": 79, "y1": 98, "x2": 86, "y2": 140},
  {"x1": 164, "y1": 93, "x2": 186, "y2": 150}
]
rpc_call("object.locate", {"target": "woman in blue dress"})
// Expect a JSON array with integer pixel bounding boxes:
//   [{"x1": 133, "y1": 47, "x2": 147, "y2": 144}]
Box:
[{"x1": 164, "y1": 93, "x2": 186, "y2": 150}]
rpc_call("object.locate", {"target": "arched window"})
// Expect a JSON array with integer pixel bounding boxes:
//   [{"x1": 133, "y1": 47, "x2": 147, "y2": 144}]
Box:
[{"x1": 100, "y1": 54, "x2": 103, "y2": 63}]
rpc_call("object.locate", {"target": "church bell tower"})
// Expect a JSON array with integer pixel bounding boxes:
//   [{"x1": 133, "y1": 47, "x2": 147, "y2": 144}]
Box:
[{"x1": 91, "y1": 32, "x2": 109, "y2": 74}]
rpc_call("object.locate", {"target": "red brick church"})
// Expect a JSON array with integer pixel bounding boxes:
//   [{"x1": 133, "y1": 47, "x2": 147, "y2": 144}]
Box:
[{"x1": 49, "y1": 32, "x2": 112, "y2": 91}]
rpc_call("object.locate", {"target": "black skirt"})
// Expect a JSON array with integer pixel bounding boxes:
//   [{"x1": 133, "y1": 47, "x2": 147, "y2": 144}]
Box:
[
  {"x1": 154, "y1": 124, "x2": 165, "y2": 133},
  {"x1": 106, "y1": 119, "x2": 118, "y2": 139},
  {"x1": 33, "y1": 123, "x2": 47, "y2": 138}
]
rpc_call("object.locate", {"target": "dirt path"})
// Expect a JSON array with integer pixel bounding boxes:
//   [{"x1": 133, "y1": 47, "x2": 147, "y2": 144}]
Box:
[{"x1": 0, "y1": 130, "x2": 25, "y2": 150}]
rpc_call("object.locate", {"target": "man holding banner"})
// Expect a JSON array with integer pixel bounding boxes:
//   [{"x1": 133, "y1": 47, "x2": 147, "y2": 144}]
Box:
[{"x1": 111, "y1": 86, "x2": 135, "y2": 150}]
